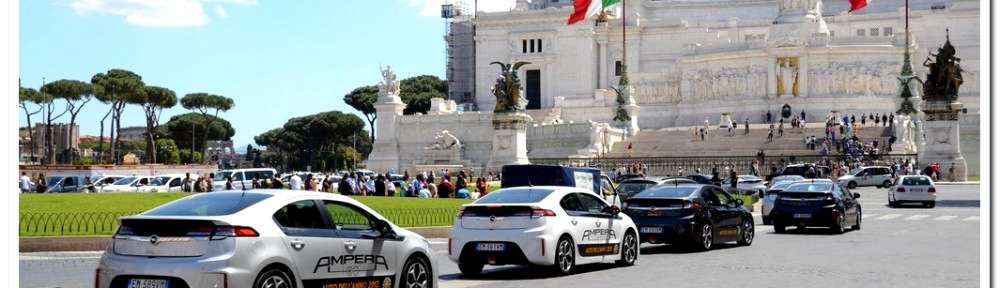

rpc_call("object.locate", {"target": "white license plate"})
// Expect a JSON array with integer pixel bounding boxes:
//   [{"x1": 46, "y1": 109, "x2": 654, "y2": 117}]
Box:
[
  {"x1": 909, "y1": 188, "x2": 925, "y2": 193},
  {"x1": 640, "y1": 227, "x2": 664, "y2": 234},
  {"x1": 793, "y1": 213, "x2": 812, "y2": 219},
  {"x1": 128, "y1": 279, "x2": 168, "y2": 288},
  {"x1": 476, "y1": 243, "x2": 505, "y2": 252}
]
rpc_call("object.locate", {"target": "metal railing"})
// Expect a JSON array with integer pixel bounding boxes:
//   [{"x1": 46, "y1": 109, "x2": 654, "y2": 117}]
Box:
[
  {"x1": 20, "y1": 207, "x2": 462, "y2": 237},
  {"x1": 532, "y1": 154, "x2": 919, "y2": 177}
]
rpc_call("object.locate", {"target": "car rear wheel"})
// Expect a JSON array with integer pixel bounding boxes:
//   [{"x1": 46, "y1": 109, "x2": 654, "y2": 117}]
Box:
[
  {"x1": 616, "y1": 230, "x2": 638, "y2": 266},
  {"x1": 254, "y1": 268, "x2": 294, "y2": 288},
  {"x1": 852, "y1": 211, "x2": 861, "y2": 230},
  {"x1": 552, "y1": 236, "x2": 576, "y2": 275},
  {"x1": 774, "y1": 224, "x2": 786, "y2": 233},
  {"x1": 402, "y1": 256, "x2": 431, "y2": 288},
  {"x1": 737, "y1": 218, "x2": 754, "y2": 246},
  {"x1": 458, "y1": 262, "x2": 483, "y2": 277},
  {"x1": 888, "y1": 195, "x2": 897, "y2": 207},
  {"x1": 831, "y1": 212, "x2": 846, "y2": 234},
  {"x1": 925, "y1": 202, "x2": 936, "y2": 208},
  {"x1": 695, "y1": 224, "x2": 713, "y2": 251},
  {"x1": 881, "y1": 180, "x2": 892, "y2": 188}
]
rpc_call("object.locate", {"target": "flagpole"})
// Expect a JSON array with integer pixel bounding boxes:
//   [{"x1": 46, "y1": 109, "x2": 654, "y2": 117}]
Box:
[{"x1": 622, "y1": 0, "x2": 626, "y2": 68}]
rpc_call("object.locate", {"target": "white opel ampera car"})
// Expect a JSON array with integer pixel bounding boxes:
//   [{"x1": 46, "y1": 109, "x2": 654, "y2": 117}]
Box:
[
  {"x1": 888, "y1": 175, "x2": 937, "y2": 208},
  {"x1": 97, "y1": 190, "x2": 437, "y2": 288},
  {"x1": 449, "y1": 186, "x2": 638, "y2": 276}
]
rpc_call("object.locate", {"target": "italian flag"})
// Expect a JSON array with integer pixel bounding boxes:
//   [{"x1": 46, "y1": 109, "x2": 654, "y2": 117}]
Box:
[
  {"x1": 848, "y1": 0, "x2": 870, "y2": 13},
  {"x1": 567, "y1": 0, "x2": 620, "y2": 25}
]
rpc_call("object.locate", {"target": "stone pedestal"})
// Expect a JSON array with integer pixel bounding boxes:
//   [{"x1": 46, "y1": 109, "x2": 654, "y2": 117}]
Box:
[
  {"x1": 365, "y1": 93, "x2": 406, "y2": 173},
  {"x1": 488, "y1": 112, "x2": 533, "y2": 168},
  {"x1": 918, "y1": 101, "x2": 967, "y2": 181}
]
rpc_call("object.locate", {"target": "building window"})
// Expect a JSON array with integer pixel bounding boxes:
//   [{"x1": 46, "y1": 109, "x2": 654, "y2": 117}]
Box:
[
  {"x1": 855, "y1": 29, "x2": 864, "y2": 37},
  {"x1": 883, "y1": 27, "x2": 893, "y2": 37},
  {"x1": 522, "y1": 39, "x2": 527, "y2": 53},
  {"x1": 870, "y1": 28, "x2": 879, "y2": 36},
  {"x1": 537, "y1": 39, "x2": 543, "y2": 53},
  {"x1": 614, "y1": 61, "x2": 623, "y2": 76}
]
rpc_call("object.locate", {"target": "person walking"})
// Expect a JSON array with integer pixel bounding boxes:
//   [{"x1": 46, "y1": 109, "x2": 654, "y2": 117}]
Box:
[
  {"x1": 225, "y1": 176, "x2": 234, "y2": 190},
  {"x1": 729, "y1": 169, "x2": 738, "y2": 193},
  {"x1": 338, "y1": 176, "x2": 353, "y2": 195},
  {"x1": 711, "y1": 168, "x2": 721, "y2": 186},
  {"x1": 385, "y1": 174, "x2": 396, "y2": 196},
  {"x1": 777, "y1": 120, "x2": 784, "y2": 137},
  {"x1": 19, "y1": 172, "x2": 33, "y2": 193},
  {"x1": 800, "y1": 110, "x2": 806, "y2": 122},
  {"x1": 766, "y1": 110, "x2": 773, "y2": 123},
  {"x1": 374, "y1": 174, "x2": 387, "y2": 196},
  {"x1": 289, "y1": 173, "x2": 303, "y2": 190},
  {"x1": 744, "y1": 118, "x2": 750, "y2": 135}
]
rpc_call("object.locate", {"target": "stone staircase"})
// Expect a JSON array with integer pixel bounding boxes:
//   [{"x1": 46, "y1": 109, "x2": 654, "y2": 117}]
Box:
[{"x1": 606, "y1": 123, "x2": 900, "y2": 158}]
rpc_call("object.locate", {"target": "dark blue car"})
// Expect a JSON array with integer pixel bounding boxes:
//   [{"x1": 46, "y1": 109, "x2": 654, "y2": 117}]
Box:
[
  {"x1": 770, "y1": 180, "x2": 862, "y2": 234},
  {"x1": 623, "y1": 184, "x2": 754, "y2": 251}
]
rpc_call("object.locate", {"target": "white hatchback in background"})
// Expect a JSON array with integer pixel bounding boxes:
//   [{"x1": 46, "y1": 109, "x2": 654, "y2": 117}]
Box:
[
  {"x1": 888, "y1": 175, "x2": 937, "y2": 208},
  {"x1": 101, "y1": 176, "x2": 154, "y2": 192},
  {"x1": 761, "y1": 175, "x2": 807, "y2": 225},
  {"x1": 137, "y1": 174, "x2": 198, "y2": 192},
  {"x1": 449, "y1": 186, "x2": 638, "y2": 276},
  {"x1": 838, "y1": 166, "x2": 894, "y2": 189}
]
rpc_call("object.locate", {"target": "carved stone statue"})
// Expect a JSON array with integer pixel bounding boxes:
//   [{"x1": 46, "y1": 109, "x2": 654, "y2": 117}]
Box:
[
  {"x1": 777, "y1": 58, "x2": 798, "y2": 96},
  {"x1": 427, "y1": 130, "x2": 461, "y2": 150},
  {"x1": 378, "y1": 65, "x2": 400, "y2": 99},
  {"x1": 922, "y1": 30, "x2": 963, "y2": 103},
  {"x1": 490, "y1": 61, "x2": 531, "y2": 113}
]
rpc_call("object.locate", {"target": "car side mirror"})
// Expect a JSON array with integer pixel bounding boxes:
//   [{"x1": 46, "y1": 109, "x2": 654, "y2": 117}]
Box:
[
  {"x1": 604, "y1": 205, "x2": 621, "y2": 215},
  {"x1": 736, "y1": 199, "x2": 745, "y2": 206},
  {"x1": 374, "y1": 219, "x2": 395, "y2": 237},
  {"x1": 853, "y1": 193, "x2": 861, "y2": 199}
]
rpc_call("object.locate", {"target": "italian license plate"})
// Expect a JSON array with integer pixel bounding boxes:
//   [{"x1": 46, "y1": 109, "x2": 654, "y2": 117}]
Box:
[
  {"x1": 476, "y1": 243, "x2": 505, "y2": 252},
  {"x1": 910, "y1": 188, "x2": 925, "y2": 193},
  {"x1": 793, "y1": 213, "x2": 812, "y2": 219},
  {"x1": 640, "y1": 227, "x2": 663, "y2": 234},
  {"x1": 128, "y1": 279, "x2": 168, "y2": 288}
]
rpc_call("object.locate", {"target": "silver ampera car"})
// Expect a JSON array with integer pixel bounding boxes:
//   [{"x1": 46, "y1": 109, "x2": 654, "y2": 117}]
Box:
[{"x1": 96, "y1": 190, "x2": 437, "y2": 288}]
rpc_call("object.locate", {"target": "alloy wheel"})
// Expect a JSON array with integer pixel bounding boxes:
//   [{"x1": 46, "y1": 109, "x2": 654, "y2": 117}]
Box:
[{"x1": 405, "y1": 258, "x2": 429, "y2": 288}]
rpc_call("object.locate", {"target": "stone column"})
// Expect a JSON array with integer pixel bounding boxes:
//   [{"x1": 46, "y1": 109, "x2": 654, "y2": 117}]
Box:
[
  {"x1": 918, "y1": 101, "x2": 967, "y2": 181},
  {"x1": 488, "y1": 112, "x2": 533, "y2": 168},
  {"x1": 366, "y1": 93, "x2": 406, "y2": 173}
]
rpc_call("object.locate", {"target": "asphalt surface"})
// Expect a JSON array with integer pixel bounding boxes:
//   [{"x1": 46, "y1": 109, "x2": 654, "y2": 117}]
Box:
[{"x1": 20, "y1": 184, "x2": 982, "y2": 288}]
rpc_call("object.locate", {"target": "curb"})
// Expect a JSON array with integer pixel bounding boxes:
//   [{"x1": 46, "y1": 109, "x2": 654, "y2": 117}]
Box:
[
  {"x1": 20, "y1": 226, "x2": 455, "y2": 253},
  {"x1": 934, "y1": 182, "x2": 980, "y2": 185}
]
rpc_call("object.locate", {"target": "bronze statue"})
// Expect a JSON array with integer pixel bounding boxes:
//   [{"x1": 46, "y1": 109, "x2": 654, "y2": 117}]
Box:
[
  {"x1": 490, "y1": 61, "x2": 531, "y2": 113},
  {"x1": 922, "y1": 29, "x2": 963, "y2": 102}
]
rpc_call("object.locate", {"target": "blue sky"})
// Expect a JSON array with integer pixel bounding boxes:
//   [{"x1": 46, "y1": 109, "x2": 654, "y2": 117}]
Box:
[{"x1": 20, "y1": 0, "x2": 513, "y2": 149}]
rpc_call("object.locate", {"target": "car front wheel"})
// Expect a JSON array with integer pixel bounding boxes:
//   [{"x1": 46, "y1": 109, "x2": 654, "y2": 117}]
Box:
[
  {"x1": 616, "y1": 230, "x2": 638, "y2": 266},
  {"x1": 737, "y1": 218, "x2": 754, "y2": 246},
  {"x1": 402, "y1": 256, "x2": 431, "y2": 288}
]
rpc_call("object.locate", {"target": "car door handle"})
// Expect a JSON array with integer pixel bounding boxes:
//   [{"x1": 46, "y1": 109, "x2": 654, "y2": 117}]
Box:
[
  {"x1": 290, "y1": 240, "x2": 305, "y2": 250},
  {"x1": 344, "y1": 241, "x2": 357, "y2": 252}
]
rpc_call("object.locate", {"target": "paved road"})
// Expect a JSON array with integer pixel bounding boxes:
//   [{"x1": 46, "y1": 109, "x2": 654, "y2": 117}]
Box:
[{"x1": 20, "y1": 184, "x2": 981, "y2": 288}]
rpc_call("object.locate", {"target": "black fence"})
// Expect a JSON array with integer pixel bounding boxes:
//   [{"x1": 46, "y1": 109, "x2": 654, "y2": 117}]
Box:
[
  {"x1": 532, "y1": 154, "x2": 919, "y2": 177},
  {"x1": 20, "y1": 207, "x2": 461, "y2": 236}
]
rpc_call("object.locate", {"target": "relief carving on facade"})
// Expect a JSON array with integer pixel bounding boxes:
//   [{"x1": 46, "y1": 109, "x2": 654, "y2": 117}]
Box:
[
  {"x1": 807, "y1": 61, "x2": 899, "y2": 96},
  {"x1": 682, "y1": 65, "x2": 767, "y2": 102}
]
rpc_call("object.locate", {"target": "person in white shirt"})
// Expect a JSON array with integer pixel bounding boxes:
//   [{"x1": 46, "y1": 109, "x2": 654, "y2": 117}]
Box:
[
  {"x1": 19, "y1": 172, "x2": 32, "y2": 193},
  {"x1": 289, "y1": 174, "x2": 303, "y2": 190}
]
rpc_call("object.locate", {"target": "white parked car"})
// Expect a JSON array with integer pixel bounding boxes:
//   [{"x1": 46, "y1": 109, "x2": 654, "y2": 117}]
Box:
[
  {"x1": 888, "y1": 175, "x2": 937, "y2": 208},
  {"x1": 96, "y1": 190, "x2": 436, "y2": 288},
  {"x1": 449, "y1": 186, "x2": 638, "y2": 276},
  {"x1": 723, "y1": 175, "x2": 768, "y2": 196},
  {"x1": 213, "y1": 168, "x2": 278, "y2": 190},
  {"x1": 762, "y1": 175, "x2": 807, "y2": 225},
  {"x1": 136, "y1": 174, "x2": 198, "y2": 192},
  {"x1": 838, "y1": 166, "x2": 894, "y2": 189},
  {"x1": 101, "y1": 176, "x2": 154, "y2": 192},
  {"x1": 91, "y1": 175, "x2": 128, "y2": 192}
]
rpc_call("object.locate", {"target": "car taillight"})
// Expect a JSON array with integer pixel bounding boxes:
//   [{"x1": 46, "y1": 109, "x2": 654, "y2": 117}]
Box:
[
  {"x1": 210, "y1": 226, "x2": 258, "y2": 240},
  {"x1": 448, "y1": 238, "x2": 452, "y2": 256},
  {"x1": 897, "y1": 187, "x2": 906, "y2": 193},
  {"x1": 684, "y1": 201, "x2": 701, "y2": 210},
  {"x1": 115, "y1": 225, "x2": 133, "y2": 236},
  {"x1": 928, "y1": 187, "x2": 936, "y2": 193},
  {"x1": 531, "y1": 208, "x2": 556, "y2": 218}
]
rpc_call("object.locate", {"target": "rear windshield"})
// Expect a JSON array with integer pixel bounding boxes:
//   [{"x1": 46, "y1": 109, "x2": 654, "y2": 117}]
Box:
[
  {"x1": 902, "y1": 177, "x2": 932, "y2": 186},
  {"x1": 785, "y1": 182, "x2": 833, "y2": 192},
  {"x1": 113, "y1": 177, "x2": 136, "y2": 185},
  {"x1": 474, "y1": 188, "x2": 554, "y2": 204},
  {"x1": 618, "y1": 182, "x2": 655, "y2": 196},
  {"x1": 143, "y1": 192, "x2": 272, "y2": 216},
  {"x1": 635, "y1": 186, "x2": 699, "y2": 198}
]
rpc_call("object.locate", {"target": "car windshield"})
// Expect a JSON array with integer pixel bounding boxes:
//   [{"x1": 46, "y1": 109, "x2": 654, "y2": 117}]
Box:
[
  {"x1": 902, "y1": 177, "x2": 932, "y2": 186},
  {"x1": 785, "y1": 182, "x2": 833, "y2": 192},
  {"x1": 771, "y1": 181, "x2": 798, "y2": 190},
  {"x1": 143, "y1": 192, "x2": 273, "y2": 216},
  {"x1": 149, "y1": 176, "x2": 172, "y2": 186},
  {"x1": 849, "y1": 168, "x2": 865, "y2": 176},
  {"x1": 774, "y1": 176, "x2": 805, "y2": 182},
  {"x1": 474, "y1": 188, "x2": 555, "y2": 204},
  {"x1": 780, "y1": 166, "x2": 807, "y2": 175},
  {"x1": 618, "y1": 182, "x2": 655, "y2": 196},
  {"x1": 634, "y1": 186, "x2": 699, "y2": 198},
  {"x1": 46, "y1": 177, "x2": 63, "y2": 187},
  {"x1": 213, "y1": 171, "x2": 234, "y2": 181},
  {"x1": 112, "y1": 177, "x2": 136, "y2": 185}
]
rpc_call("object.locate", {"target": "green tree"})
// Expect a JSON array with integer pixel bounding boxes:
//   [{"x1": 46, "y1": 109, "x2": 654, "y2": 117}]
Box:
[
  {"x1": 155, "y1": 138, "x2": 181, "y2": 164},
  {"x1": 139, "y1": 86, "x2": 178, "y2": 163},
  {"x1": 161, "y1": 112, "x2": 236, "y2": 154},
  {"x1": 92, "y1": 69, "x2": 146, "y2": 164},
  {"x1": 178, "y1": 149, "x2": 204, "y2": 164},
  {"x1": 41, "y1": 79, "x2": 94, "y2": 163},
  {"x1": 400, "y1": 75, "x2": 446, "y2": 115},
  {"x1": 254, "y1": 111, "x2": 370, "y2": 171},
  {"x1": 180, "y1": 93, "x2": 234, "y2": 163},
  {"x1": 19, "y1": 86, "x2": 49, "y2": 162},
  {"x1": 343, "y1": 85, "x2": 379, "y2": 141}
]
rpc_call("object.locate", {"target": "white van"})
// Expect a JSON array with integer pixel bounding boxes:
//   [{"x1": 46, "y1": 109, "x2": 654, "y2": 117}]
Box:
[
  {"x1": 212, "y1": 168, "x2": 277, "y2": 190},
  {"x1": 837, "y1": 166, "x2": 894, "y2": 189}
]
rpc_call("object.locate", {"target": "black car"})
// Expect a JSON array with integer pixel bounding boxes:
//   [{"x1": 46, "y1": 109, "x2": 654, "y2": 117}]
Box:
[
  {"x1": 685, "y1": 174, "x2": 714, "y2": 185},
  {"x1": 770, "y1": 180, "x2": 861, "y2": 234},
  {"x1": 624, "y1": 184, "x2": 754, "y2": 251},
  {"x1": 778, "y1": 164, "x2": 832, "y2": 179}
]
